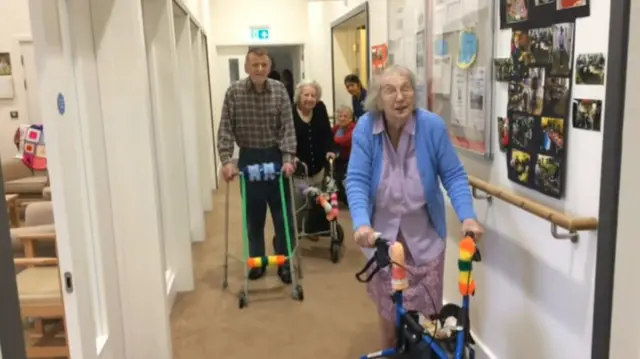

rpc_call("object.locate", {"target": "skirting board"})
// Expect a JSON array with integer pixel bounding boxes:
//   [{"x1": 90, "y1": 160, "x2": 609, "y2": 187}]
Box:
[
  {"x1": 443, "y1": 298, "x2": 499, "y2": 359},
  {"x1": 165, "y1": 269, "x2": 177, "y2": 316}
]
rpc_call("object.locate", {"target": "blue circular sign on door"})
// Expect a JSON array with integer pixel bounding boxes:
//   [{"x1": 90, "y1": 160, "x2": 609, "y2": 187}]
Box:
[{"x1": 57, "y1": 93, "x2": 66, "y2": 115}]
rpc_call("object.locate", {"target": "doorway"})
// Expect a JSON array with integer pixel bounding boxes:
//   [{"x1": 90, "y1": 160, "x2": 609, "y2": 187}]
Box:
[
  {"x1": 250, "y1": 45, "x2": 304, "y2": 86},
  {"x1": 330, "y1": 3, "x2": 369, "y2": 120},
  {"x1": 212, "y1": 44, "x2": 303, "y2": 163},
  {"x1": 18, "y1": 39, "x2": 41, "y2": 125},
  {"x1": 214, "y1": 45, "x2": 248, "y2": 161}
]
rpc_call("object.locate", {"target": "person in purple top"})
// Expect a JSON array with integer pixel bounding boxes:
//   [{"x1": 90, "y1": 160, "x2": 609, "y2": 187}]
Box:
[{"x1": 346, "y1": 65, "x2": 484, "y2": 349}]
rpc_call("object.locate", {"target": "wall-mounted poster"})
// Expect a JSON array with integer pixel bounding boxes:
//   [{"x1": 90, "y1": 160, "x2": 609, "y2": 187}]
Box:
[
  {"x1": 0, "y1": 52, "x2": 14, "y2": 99},
  {"x1": 500, "y1": 0, "x2": 589, "y2": 29},
  {"x1": 425, "y1": 0, "x2": 495, "y2": 158},
  {"x1": 371, "y1": 44, "x2": 388, "y2": 75}
]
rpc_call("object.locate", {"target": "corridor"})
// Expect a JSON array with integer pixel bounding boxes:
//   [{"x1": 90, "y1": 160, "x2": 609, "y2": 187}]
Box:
[{"x1": 170, "y1": 181, "x2": 378, "y2": 358}]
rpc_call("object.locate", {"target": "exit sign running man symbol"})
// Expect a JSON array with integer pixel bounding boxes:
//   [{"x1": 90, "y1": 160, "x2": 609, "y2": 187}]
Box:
[{"x1": 251, "y1": 27, "x2": 270, "y2": 41}]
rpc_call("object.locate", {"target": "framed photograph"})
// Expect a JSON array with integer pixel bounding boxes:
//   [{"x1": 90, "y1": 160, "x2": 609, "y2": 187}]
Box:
[
  {"x1": 529, "y1": 27, "x2": 553, "y2": 65},
  {"x1": 533, "y1": 154, "x2": 563, "y2": 197},
  {"x1": 550, "y1": 23, "x2": 574, "y2": 76},
  {"x1": 500, "y1": 0, "x2": 588, "y2": 29},
  {"x1": 508, "y1": 149, "x2": 533, "y2": 186},
  {"x1": 543, "y1": 77, "x2": 570, "y2": 117},
  {"x1": 505, "y1": 0, "x2": 529, "y2": 24},
  {"x1": 0, "y1": 52, "x2": 12, "y2": 76},
  {"x1": 557, "y1": 0, "x2": 587, "y2": 11},
  {"x1": 539, "y1": 117, "x2": 564, "y2": 156},
  {"x1": 572, "y1": 98, "x2": 603, "y2": 131},
  {"x1": 575, "y1": 53, "x2": 606, "y2": 85}
]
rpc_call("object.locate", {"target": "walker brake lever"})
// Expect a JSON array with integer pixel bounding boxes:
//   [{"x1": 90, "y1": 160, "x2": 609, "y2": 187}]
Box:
[{"x1": 355, "y1": 238, "x2": 390, "y2": 283}]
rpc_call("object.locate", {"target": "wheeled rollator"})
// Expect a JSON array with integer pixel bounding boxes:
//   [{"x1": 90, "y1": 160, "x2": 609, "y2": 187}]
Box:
[
  {"x1": 289, "y1": 158, "x2": 345, "y2": 263},
  {"x1": 221, "y1": 162, "x2": 303, "y2": 309},
  {"x1": 355, "y1": 232, "x2": 482, "y2": 359}
]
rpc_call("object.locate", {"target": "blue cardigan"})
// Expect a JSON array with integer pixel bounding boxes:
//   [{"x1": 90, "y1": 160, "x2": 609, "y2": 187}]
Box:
[{"x1": 345, "y1": 109, "x2": 476, "y2": 240}]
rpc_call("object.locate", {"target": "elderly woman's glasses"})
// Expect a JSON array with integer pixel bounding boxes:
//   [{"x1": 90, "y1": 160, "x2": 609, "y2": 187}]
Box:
[{"x1": 381, "y1": 85, "x2": 414, "y2": 98}]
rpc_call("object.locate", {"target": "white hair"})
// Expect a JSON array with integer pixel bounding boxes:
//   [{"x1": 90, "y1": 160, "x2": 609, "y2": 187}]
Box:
[
  {"x1": 363, "y1": 65, "x2": 417, "y2": 113},
  {"x1": 293, "y1": 80, "x2": 323, "y2": 104},
  {"x1": 335, "y1": 105, "x2": 353, "y2": 116}
]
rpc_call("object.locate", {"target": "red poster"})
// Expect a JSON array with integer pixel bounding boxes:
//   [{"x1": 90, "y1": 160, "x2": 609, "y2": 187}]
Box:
[{"x1": 371, "y1": 44, "x2": 388, "y2": 75}]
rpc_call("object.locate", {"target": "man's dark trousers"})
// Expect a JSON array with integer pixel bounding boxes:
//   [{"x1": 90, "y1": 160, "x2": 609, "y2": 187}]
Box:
[{"x1": 237, "y1": 147, "x2": 296, "y2": 259}]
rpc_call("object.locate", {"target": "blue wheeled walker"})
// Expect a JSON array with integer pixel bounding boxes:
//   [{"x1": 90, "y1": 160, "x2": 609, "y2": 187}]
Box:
[
  {"x1": 355, "y1": 232, "x2": 481, "y2": 359},
  {"x1": 221, "y1": 162, "x2": 303, "y2": 309}
]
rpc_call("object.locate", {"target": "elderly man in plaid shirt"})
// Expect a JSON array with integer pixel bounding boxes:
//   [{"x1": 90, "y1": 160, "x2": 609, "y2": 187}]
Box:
[{"x1": 217, "y1": 48, "x2": 297, "y2": 284}]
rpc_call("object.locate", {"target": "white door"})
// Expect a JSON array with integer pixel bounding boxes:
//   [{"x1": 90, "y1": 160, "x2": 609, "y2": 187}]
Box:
[
  {"x1": 214, "y1": 46, "x2": 248, "y2": 161},
  {"x1": 28, "y1": 0, "x2": 125, "y2": 358},
  {"x1": 18, "y1": 40, "x2": 41, "y2": 125}
]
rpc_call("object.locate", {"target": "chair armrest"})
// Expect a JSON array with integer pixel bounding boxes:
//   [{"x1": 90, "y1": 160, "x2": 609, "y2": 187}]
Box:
[
  {"x1": 15, "y1": 232, "x2": 56, "y2": 242},
  {"x1": 2, "y1": 158, "x2": 33, "y2": 182},
  {"x1": 14, "y1": 257, "x2": 58, "y2": 267},
  {"x1": 15, "y1": 232, "x2": 56, "y2": 258}
]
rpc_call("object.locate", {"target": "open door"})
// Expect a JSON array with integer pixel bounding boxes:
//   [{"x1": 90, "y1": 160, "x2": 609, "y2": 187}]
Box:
[
  {"x1": 330, "y1": 2, "x2": 370, "y2": 116},
  {"x1": 214, "y1": 46, "x2": 249, "y2": 160},
  {"x1": 28, "y1": 0, "x2": 128, "y2": 357}
]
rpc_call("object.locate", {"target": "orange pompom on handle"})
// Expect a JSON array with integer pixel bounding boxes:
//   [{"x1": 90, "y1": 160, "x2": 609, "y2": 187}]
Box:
[
  {"x1": 390, "y1": 242, "x2": 408, "y2": 291},
  {"x1": 458, "y1": 232, "x2": 480, "y2": 296}
]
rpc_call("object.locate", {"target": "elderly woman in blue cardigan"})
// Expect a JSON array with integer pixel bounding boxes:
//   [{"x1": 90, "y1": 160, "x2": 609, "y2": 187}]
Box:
[{"x1": 346, "y1": 65, "x2": 484, "y2": 348}]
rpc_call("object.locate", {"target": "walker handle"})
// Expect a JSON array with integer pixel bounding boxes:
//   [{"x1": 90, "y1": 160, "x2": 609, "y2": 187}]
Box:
[
  {"x1": 464, "y1": 231, "x2": 482, "y2": 262},
  {"x1": 354, "y1": 237, "x2": 390, "y2": 283}
]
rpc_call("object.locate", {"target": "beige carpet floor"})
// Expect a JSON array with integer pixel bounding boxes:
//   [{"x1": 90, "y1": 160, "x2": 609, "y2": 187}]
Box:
[{"x1": 171, "y1": 181, "x2": 381, "y2": 358}]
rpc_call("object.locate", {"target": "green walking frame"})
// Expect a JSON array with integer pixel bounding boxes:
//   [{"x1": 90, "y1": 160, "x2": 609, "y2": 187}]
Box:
[{"x1": 222, "y1": 162, "x2": 304, "y2": 309}]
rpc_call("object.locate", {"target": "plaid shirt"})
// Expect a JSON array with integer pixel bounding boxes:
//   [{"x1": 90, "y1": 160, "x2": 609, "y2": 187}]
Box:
[{"x1": 217, "y1": 78, "x2": 296, "y2": 165}]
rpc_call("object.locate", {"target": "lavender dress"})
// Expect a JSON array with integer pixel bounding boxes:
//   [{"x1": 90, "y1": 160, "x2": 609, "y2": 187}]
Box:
[{"x1": 366, "y1": 116, "x2": 446, "y2": 322}]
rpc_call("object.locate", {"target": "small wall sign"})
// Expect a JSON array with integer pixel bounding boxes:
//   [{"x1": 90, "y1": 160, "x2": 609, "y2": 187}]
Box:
[{"x1": 57, "y1": 93, "x2": 65, "y2": 115}]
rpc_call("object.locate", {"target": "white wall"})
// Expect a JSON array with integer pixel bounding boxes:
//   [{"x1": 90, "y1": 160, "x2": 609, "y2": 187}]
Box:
[
  {"x1": 609, "y1": 1, "x2": 639, "y2": 357},
  {"x1": 442, "y1": 1, "x2": 611, "y2": 358},
  {"x1": 307, "y1": 0, "x2": 388, "y2": 114},
  {"x1": 209, "y1": 0, "x2": 308, "y2": 46},
  {"x1": 0, "y1": 1, "x2": 31, "y2": 158}
]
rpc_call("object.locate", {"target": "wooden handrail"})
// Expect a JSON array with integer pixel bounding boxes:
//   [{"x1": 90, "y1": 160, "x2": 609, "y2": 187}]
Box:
[{"x1": 468, "y1": 175, "x2": 598, "y2": 242}]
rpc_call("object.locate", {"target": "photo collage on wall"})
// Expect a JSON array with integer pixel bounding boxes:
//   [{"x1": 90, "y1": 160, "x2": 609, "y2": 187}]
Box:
[
  {"x1": 500, "y1": 0, "x2": 589, "y2": 29},
  {"x1": 503, "y1": 22, "x2": 575, "y2": 199}
]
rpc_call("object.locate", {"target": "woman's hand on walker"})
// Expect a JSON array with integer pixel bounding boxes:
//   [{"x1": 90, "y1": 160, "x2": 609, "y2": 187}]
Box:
[
  {"x1": 461, "y1": 219, "x2": 484, "y2": 240},
  {"x1": 354, "y1": 225, "x2": 376, "y2": 248}
]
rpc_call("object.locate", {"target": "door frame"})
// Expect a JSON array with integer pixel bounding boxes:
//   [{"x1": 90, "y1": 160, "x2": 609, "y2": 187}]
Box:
[
  {"x1": 0, "y1": 180, "x2": 27, "y2": 358},
  {"x1": 329, "y1": 2, "x2": 370, "y2": 120},
  {"x1": 201, "y1": 33, "x2": 219, "y2": 189},
  {"x1": 591, "y1": 0, "x2": 631, "y2": 358}
]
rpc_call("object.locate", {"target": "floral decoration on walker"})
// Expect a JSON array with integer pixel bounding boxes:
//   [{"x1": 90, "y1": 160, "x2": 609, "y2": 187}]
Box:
[{"x1": 297, "y1": 183, "x2": 339, "y2": 221}]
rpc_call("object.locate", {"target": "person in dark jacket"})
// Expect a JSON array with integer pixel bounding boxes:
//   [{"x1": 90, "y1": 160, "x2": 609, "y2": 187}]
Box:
[
  {"x1": 344, "y1": 74, "x2": 367, "y2": 121},
  {"x1": 268, "y1": 70, "x2": 281, "y2": 81},
  {"x1": 282, "y1": 69, "x2": 294, "y2": 103},
  {"x1": 292, "y1": 79, "x2": 336, "y2": 240}
]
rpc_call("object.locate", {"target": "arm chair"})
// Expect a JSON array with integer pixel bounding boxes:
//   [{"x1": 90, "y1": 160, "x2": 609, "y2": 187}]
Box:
[
  {"x1": 10, "y1": 201, "x2": 56, "y2": 257},
  {"x1": 14, "y1": 256, "x2": 69, "y2": 358},
  {"x1": 2, "y1": 158, "x2": 48, "y2": 199}
]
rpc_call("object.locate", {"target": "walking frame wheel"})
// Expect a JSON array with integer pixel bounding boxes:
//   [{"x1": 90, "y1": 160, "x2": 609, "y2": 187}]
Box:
[
  {"x1": 238, "y1": 292, "x2": 248, "y2": 309},
  {"x1": 330, "y1": 243, "x2": 340, "y2": 263},
  {"x1": 292, "y1": 284, "x2": 304, "y2": 301},
  {"x1": 335, "y1": 223, "x2": 345, "y2": 243}
]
